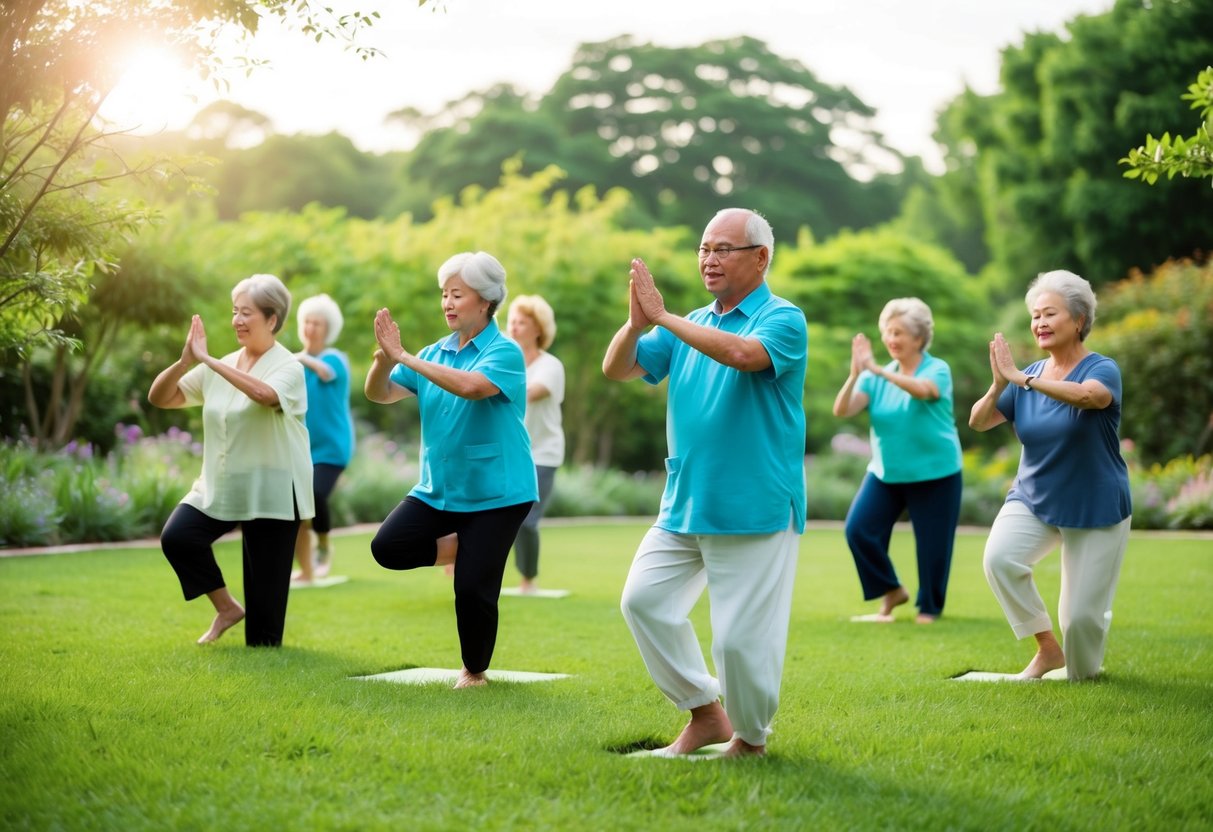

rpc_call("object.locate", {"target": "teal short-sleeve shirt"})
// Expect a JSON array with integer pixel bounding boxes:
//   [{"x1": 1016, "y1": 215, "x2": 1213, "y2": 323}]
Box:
[
  {"x1": 389, "y1": 320, "x2": 537, "y2": 511},
  {"x1": 636, "y1": 283, "x2": 807, "y2": 535},
  {"x1": 856, "y1": 352, "x2": 963, "y2": 483}
]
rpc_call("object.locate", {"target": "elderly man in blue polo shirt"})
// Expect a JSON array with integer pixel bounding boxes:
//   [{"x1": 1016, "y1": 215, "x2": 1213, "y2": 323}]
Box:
[{"x1": 603, "y1": 207, "x2": 807, "y2": 758}]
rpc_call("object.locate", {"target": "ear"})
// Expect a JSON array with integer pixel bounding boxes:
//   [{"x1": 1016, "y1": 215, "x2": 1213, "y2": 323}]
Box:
[{"x1": 756, "y1": 245, "x2": 770, "y2": 275}]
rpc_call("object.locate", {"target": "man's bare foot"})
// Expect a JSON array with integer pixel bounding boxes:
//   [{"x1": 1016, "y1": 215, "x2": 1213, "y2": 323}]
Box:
[
  {"x1": 879, "y1": 586, "x2": 910, "y2": 617},
  {"x1": 661, "y1": 701, "x2": 733, "y2": 756},
  {"x1": 915, "y1": 613, "x2": 938, "y2": 624},
  {"x1": 1018, "y1": 631, "x2": 1065, "y2": 679},
  {"x1": 290, "y1": 570, "x2": 313, "y2": 587},
  {"x1": 197, "y1": 605, "x2": 245, "y2": 644},
  {"x1": 721, "y1": 737, "x2": 766, "y2": 758},
  {"x1": 453, "y1": 668, "x2": 487, "y2": 689},
  {"x1": 518, "y1": 578, "x2": 537, "y2": 595}
]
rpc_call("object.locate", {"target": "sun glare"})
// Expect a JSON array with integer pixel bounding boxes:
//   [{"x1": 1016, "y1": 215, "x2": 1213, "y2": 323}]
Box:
[{"x1": 97, "y1": 47, "x2": 199, "y2": 133}]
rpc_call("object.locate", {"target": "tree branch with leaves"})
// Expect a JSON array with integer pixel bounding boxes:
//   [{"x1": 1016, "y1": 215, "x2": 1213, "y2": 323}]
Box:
[{"x1": 1121, "y1": 66, "x2": 1213, "y2": 184}]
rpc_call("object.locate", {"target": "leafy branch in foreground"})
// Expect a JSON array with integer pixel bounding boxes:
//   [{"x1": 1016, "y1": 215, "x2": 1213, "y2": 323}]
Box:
[{"x1": 1120, "y1": 66, "x2": 1213, "y2": 184}]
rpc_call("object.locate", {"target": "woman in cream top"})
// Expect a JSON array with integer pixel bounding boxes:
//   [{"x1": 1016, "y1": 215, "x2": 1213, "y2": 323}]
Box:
[{"x1": 149, "y1": 273, "x2": 314, "y2": 647}]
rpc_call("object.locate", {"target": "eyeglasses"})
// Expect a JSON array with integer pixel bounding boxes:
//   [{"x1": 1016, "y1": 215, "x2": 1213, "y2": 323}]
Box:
[{"x1": 697, "y1": 244, "x2": 762, "y2": 261}]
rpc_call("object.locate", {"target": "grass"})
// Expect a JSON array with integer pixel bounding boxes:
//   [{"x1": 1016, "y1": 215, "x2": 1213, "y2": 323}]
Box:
[{"x1": 1, "y1": 522, "x2": 1210, "y2": 831}]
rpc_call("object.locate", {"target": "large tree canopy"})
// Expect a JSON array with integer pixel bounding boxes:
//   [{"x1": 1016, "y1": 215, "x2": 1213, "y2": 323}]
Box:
[
  {"x1": 927, "y1": 0, "x2": 1213, "y2": 293},
  {"x1": 396, "y1": 36, "x2": 906, "y2": 240}
]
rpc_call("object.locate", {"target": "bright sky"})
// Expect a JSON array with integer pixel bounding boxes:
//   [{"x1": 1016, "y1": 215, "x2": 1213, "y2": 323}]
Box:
[{"x1": 101, "y1": 0, "x2": 1115, "y2": 173}]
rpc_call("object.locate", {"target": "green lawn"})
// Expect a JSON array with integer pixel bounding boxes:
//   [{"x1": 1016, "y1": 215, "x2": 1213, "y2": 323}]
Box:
[{"x1": 1, "y1": 522, "x2": 1210, "y2": 831}]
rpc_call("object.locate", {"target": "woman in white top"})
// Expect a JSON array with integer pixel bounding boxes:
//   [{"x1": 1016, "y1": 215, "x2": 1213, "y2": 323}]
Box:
[
  {"x1": 149, "y1": 274, "x2": 315, "y2": 646},
  {"x1": 506, "y1": 295, "x2": 565, "y2": 594}
]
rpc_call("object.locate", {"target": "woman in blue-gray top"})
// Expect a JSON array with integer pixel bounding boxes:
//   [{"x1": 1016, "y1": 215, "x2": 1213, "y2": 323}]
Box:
[
  {"x1": 970, "y1": 270, "x2": 1131, "y2": 681},
  {"x1": 291, "y1": 293, "x2": 355, "y2": 585},
  {"x1": 365, "y1": 251, "x2": 537, "y2": 689},
  {"x1": 833, "y1": 298, "x2": 963, "y2": 624}
]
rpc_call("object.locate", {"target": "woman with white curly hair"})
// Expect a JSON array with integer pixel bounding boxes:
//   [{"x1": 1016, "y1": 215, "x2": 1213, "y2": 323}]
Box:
[{"x1": 365, "y1": 251, "x2": 537, "y2": 688}]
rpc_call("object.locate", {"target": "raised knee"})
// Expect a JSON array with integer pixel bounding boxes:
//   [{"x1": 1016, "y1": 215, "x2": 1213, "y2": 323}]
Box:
[{"x1": 369, "y1": 533, "x2": 393, "y2": 567}]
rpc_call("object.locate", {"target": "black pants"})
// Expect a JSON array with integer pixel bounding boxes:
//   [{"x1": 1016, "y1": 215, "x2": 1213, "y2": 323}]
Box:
[
  {"x1": 161, "y1": 503, "x2": 300, "y2": 646},
  {"x1": 312, "y1": 463, "x2": 345, "y2": 534},
  {"x1": 370, "y1": 497, "x2": 531, "y2": 674}
]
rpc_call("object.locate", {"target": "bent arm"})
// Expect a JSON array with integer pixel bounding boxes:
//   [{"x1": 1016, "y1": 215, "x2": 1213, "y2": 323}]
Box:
[
  {"x1": 406, "y1": 355, "x2": 500, "y2": 400},
  {"x1": 148, "y1": 359, "x2": 192, "y2": 409},
  {"x1": 364, "y1": 350, "x2": 414, "y2": 404},
  {"x1": 297, "y1": 352, "x2": 336, "y2": 382},
  {"x1": 870, "y1": 363, "x2": 940, "y2": 400},
  {"x1": 969, "y1": 384, "x2": 1008, "y2": 431},
  {"x1": 602, "y1": 322, "x2": 649, "y2": 381},
  {"x1": 832, "y1": 373, "x2": 869, "y2": 418},
  {"x1": 652, "y1": 311, "x2": 772, "y2": 373},
  {"x1": 204, "y1": 357, "x2": 280, "y2": 408}
]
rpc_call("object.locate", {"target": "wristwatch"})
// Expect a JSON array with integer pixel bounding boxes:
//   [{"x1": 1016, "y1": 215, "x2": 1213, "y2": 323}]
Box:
[{"x1": 1022, "y1": 375, "x2": 1037, "y2": 390}]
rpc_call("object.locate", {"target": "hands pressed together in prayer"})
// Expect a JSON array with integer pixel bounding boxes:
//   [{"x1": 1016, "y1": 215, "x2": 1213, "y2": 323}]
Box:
[
  {"x1": 182, "y1": 315, "x2": 210, "y2": 366},
  {"x1": 374, "y1": 308, "x2": 413, "y2": 366},
  {"x1": 850, "y1": 333, "x2": 875, "y2": 376},
  {"x1": 628, "y1": 258, "x2": 667, "y2": 330},
  {"x1": 987, "y1": 332, "x2": 1021, "y2": 387}
]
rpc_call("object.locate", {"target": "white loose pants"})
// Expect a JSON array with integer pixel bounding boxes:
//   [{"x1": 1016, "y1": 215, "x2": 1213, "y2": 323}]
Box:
[
  {"x1": 983, "y1": 500, "x2": 1131, "y2": 680},
  {"x1": 620, "y1": 522, "x2": 800, "y2": 746}
]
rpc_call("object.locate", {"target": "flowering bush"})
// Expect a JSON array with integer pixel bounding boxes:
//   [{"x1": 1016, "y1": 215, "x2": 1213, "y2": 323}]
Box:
[{"x1": 2, "y1": 430, "x2": 1210, "y2": 550}]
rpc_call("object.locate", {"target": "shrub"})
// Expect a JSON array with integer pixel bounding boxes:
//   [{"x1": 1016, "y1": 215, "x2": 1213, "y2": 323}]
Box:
[
  {"x1": 328, "y1": 433, "x2": 419, "y2": 526},
  {"x1": 546, "y1": 466, "x2": 665, "y2": 518}
]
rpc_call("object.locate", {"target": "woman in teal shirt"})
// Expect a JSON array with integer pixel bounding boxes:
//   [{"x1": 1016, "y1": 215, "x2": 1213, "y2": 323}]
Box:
[
  {"x1": 833, "y1": 297, "x2": 963, "y2": 623},
  {"x1": 365, "y1": 251, "x2": 537, "y2": 689}
]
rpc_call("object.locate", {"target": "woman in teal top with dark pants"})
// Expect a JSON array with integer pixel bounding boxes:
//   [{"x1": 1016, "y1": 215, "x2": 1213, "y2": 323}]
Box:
[
  {"x1": 365, "y1": 251, "x2": 537, "y2": 689},
  {"x1": 833, "y1": 298, "x2": 963, "y2": 624}
]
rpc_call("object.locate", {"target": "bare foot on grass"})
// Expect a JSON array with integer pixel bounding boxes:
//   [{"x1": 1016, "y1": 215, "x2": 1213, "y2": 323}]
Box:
[
  {"x1": 879, "y1": 586, "x2": 910, "y2": 617},
  {"x1": 197, "y1": 604, "x2": 244, "y2": 644},
  {"x1": 453, "y1": 668, "x2": 487, "y2": 689},
  {"x1": 660, "y1": 701, "x2": 733, "y2": 756},
  {"x1": 721, "y1": 737, "x2": 766, "y2": 758},
  {"x1": 1018, "y1": 631, "x2": 1066, "y2": 679},
  {"x1": 915, "y1": 613, "x2": 938, "y2": 624}
]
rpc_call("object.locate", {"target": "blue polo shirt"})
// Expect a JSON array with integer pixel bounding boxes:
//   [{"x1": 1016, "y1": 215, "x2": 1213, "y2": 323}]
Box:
[
  {"x1": 389, "y1": 320, "x2": 537, "y2": 512},
  {"x1": 857, "y1": 352, "x2": 962, "y2": 483},
  {"x1": 304, "y1": 348, "x2": 355, "y2": 467},
  {"x1": 996, "y1": 352, "x2": 1131, "y2": 528},
  {"x1": 636, "y1": 282, "x2": 807, "y2": 535}
]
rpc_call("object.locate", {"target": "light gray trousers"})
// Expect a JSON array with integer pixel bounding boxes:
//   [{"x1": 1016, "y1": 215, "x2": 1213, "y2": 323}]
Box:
[
  {"x1": 983, "y1": 500, "x2": 1131, "y2": 680},
  {"x1": 620, "y1": 520, "x2": 800, "y2": 746}
]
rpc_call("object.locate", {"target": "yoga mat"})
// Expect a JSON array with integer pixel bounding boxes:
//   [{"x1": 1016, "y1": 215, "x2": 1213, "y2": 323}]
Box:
[
  {"x1": 352, "y1": 667, "x2": 571, "y2": 685},
  {"x1": 500, "y1": 587, "x2": 570, "y2": 598},
  {"x1": 627, "y1": 742, "x2": 732, "y2": 760},
  {"x1": 290, "y1": 575, "x2": 350, "y2": 589}
]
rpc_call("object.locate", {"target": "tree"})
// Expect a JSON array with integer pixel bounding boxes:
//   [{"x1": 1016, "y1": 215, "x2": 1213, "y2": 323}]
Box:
[
  {"x1": 395, "y1": 36, "x2": 907, "y2": 241},
  {"x1": 1, "y1": 0, "x2": 433, "y2": 443},
  {"x1": 1120, "y1": 66, "x2": 1213, "y2": 184},
  {"x1": 932, "y1": 0, "x2": 1213, "y2": 295}
]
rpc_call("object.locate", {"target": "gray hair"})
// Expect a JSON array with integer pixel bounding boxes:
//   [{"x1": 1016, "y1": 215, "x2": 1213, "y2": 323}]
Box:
[
  {"x1": 713, "y1": 207, "x2": 774, "y2": 278},
  {"x1": 437, "y1": 251, "x2": 508, "y2": 319},
  {"x1": 231, "y1": 273, "x2": 291, "y2": 334},
  {"x1": 1025, "y1": 270, "x2": 1097, "y2": 341},
  {"x1": 296, "y1": 293, "x2": 344, "y2": 345},
  {"x1": 510, "y1": 294, "x2": 557, "y2": 350},
  {"x1": 879, "y1": 297, "x2": 935, "y2": 350}
]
